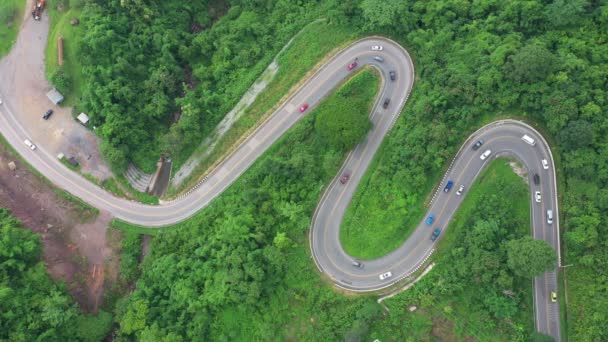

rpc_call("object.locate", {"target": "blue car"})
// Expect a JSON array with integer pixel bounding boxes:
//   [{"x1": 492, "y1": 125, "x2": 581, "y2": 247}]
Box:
[
  {"x1": 430, "y1": 228, "x2": 442, "y2": 241},
  {"x1": 444, "y1": 180, "x2": 454, "y2": 193},
  {"x1": 425, "y1": 215, "x2": 435, "y2": 225}
]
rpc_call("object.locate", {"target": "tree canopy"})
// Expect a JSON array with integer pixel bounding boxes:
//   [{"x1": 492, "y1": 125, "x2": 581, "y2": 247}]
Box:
[{"x1": 507, "y1": 236, "x2": 557, "y2": 278}]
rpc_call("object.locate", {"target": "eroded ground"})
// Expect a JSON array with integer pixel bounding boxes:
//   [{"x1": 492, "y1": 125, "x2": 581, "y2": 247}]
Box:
[{"x1": 0, "y1": 143, "x2": 118, "y2": 312}]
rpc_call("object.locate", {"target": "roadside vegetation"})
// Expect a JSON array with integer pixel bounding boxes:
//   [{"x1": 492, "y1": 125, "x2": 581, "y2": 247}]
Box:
[
  {"x1": 110, "y1": 83, "x2": 552, "y2": 340},
  {"x1": 27, "y1": 0, "x2": 608, "y2": 340},
  {"x1": 370, "y1": 159, "x2": 550, "y2": 340},
  {"x1": 168, "y1": 20, "x2": 357, "y2": 196},
  {"x1": 0, "y1": 0, "x2": 25, "y2": 57},
  {"x1": 347, "y1": 2, "x2": 608, "y2": 340},
  {"x1": 112, "y1": 70, "x2": 377, "y2": 339}
]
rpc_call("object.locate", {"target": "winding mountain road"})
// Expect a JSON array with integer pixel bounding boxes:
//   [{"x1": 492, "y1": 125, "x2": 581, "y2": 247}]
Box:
[{"x1": 0, "y1": 35, "x2": 561, "y2": 340}]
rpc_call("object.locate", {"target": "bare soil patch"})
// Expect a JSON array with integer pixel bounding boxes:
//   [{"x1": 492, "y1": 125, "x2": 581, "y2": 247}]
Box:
[
  {"x1": 509, "y1": 160, "x2": 529, "y2": 183},
  {"x1": 0, "y1": 143, "x2": 118, "y2": 313}
]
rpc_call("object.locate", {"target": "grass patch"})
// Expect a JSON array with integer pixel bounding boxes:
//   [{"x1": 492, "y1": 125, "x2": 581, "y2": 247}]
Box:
[
  {"x1": 98, "y1": 177, "x2": 159, "y2": 205},
  {"x1": 341, "y1": 155, "x2": 442, "y2": 259},
  {"x1": 111, "y1": 219, "x2": 164, "y2": 236},
  {"x1": 45, "y1": 2, "x2": 85, "y2": 106},
  {"x1": 114, "y1": 177, "x2": 159, "y2": 205},
  {"x1": 167, "y1": 20, "x2": 357, "y2": 197},
  {"x1": 100, "y1": 178, "x2": 127, "y2": 198},
  {"x1": 0, "y1": 0, "x2": 25, "y2": 57}
]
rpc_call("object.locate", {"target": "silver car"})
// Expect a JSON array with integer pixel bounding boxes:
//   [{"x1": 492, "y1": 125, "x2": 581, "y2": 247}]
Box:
[
  {"x1": 542, "y1": 159, "x2": 549, "y2": 170},
  {"x1": 379, "y1": 271, "x2": 392, "y2": 280},
  {"x1": 456, "y1": 185, "x2": 465, "y2": 196},
  {"x1": 535, "y1": 191, "x2": 542, "y2": 203}
]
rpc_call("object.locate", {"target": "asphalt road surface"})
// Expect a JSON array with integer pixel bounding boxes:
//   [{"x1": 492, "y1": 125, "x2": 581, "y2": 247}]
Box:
[{"x1": 0, "y1": 37, "x2": 561, "y2": 340}]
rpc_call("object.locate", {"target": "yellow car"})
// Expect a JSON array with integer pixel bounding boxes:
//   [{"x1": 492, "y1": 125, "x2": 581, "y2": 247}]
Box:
[{"x1": 551, "y1": 291, "x2": 557, "y2": 303}]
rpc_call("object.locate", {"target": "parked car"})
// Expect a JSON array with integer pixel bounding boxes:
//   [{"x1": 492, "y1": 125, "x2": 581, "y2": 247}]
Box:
[
  {"x1": 371, "y1": 45, "x2": 383, "y2": 51},
  {"x1": 299, "y1": 103, "x2": 309, "y2": 112},
  {"x1": 430, "y1": 228, "x2": 442, "y2": 241},
  {"x1": 425, "y1": 214, "x2": 435, "y2": 225},
  {"x1": 383, "y1": 98, "x2": 390, "y2": 109},
  {"x1": 551, "y1": 291, "x2": 557, "y2": 302},
  {"x1": 389, "y1": 71, "x2": 396, "y2": 81},
  {"x1": 480, "y1": 149, "x2": 492, "y2": 160},
  {"x1": 340, "y1": 173, "x2": 350, "y2": 184},
  {"x1": 23, "y1": 139, "x2": 36, "y2": 150},
  {"x1": 444, "y1": 180, "x2": 454, "y2": 193},
  {"x1": 533, "y1": 173, "x2": 540, "y2": 185},
  {"x1": 347, "y1": 60, "x2": 358, "y2": 70},
  {"x1": 535, "y1": 191, "x2": 542, "y2": 203},
  {"x1": 472, "y1": 139, "x2": 484, "y2": 150},
  {"x1": 43, "y1": 109, "x2": 53, "y2": 120},
  {"x1": 456, "y1": 185, "x2": 465, "y2": 196},
  {"x1": 542, "y1": 159, "x2": 549, "y2": 170},
  {"x1": 379, "y1": 271, "x2": 392, "y2": 280},
  {"x1": 373, "y1": 56, "x2": 384, "y2": 62}
]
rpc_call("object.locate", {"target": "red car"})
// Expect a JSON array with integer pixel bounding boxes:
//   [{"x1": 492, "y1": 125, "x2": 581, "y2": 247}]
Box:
[
  {"x1": 299, "y1": 103, "x2": 309, "y2": 112},
  {"x1": 340, "y1": 173, "x2": 350, "y2": 184},
  {"x1": 347, "y1": 61, "x2": 358, "y2": 70}
]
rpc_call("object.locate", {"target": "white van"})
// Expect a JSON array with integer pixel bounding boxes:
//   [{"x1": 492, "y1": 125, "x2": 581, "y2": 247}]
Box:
[
  {"x1": 522, "y1": 134, "x2": 536, "y2": 146},
  {"x1": 547, "y1": 210, "x2": 553, "y2": 224}
]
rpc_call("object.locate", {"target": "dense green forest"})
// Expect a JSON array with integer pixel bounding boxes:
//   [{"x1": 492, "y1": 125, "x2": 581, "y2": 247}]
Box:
[
  {"x1": 36, "y1": 0, "x2": 608, "y2": 340},
  {"x1": 112, "y1": 73, "x2": 552, "y2": 340},
  {"x1": 0, "y1": 209, "x2": 112, "y2": 341},
  {"x1": 73, "y1": 0, "x2": 340, "y2": 172}
]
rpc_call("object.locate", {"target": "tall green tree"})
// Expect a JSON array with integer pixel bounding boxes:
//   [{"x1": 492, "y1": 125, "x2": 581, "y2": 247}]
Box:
[{"x1": 506, "y1": 237, "x2": 557, "y2": 278}]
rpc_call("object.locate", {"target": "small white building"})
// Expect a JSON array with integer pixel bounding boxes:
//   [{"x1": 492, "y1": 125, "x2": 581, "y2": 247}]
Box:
[
  {"x1": 46, "y1": 88, "x2": 64, "y2": 105},
  {"x1": 77, "y1": 112, "x2": 89, "y2": 125}
]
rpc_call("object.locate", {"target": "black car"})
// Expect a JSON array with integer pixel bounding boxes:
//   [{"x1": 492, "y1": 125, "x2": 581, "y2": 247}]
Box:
[
  {"x1": 472, "y1": 139, "x2": 484, "y2": 150},
  {"x1": 389, "y1": 71, "x2": 396, "y2": 81},
  {"x1": 43, "y1": 109, "x2": 54, "y2": 120},
  {"x1": 533, "y1": 173, "x2": 540, "y2": 185},
  {"x1": 383, "y1": 98, "x2": 390, "y2": 109}
]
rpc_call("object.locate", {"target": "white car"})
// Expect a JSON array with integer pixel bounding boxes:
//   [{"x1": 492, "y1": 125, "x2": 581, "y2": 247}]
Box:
[
  {"x1": 379, "y1": 271, "x2": 392, "y2": 280},
  {"x1": 480, "y1": 149, "x2": 492, "y2": 160},
  {"x1": 456, "y1": 185, "x2": 465, "y2": 196},
  {"x1": 0, "y1": 98, "x2": 3, "y2": 104},
  {"x1": 542, "y1": 159, "x2": 549, "y2": 170},
  {"x1": 535, "y1": 191, "x2": 542, "y2": 203},
  {"x1": 23, "y1": 139, "x2": 37, "y2": 150},
  {"x1": 371, "y1": 45, "x2": 383, "y2": 51}
]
